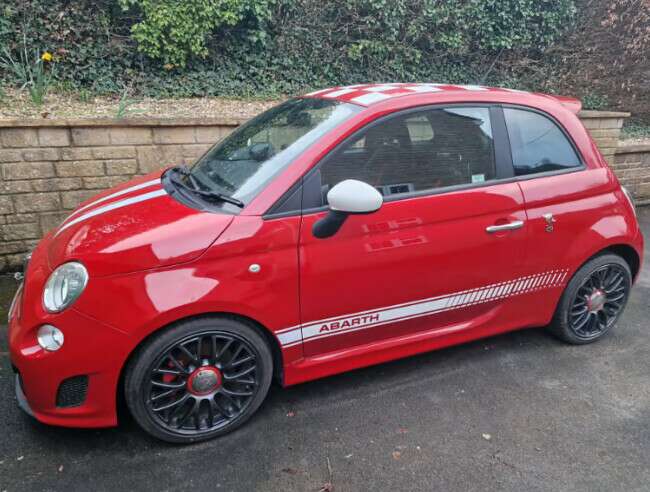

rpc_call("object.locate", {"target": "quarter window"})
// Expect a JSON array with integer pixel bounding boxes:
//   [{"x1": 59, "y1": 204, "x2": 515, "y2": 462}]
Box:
[
  {"x1": 504, "y1": 108, "x2": 581, "y2": 176},
  {"x1": 319, "y1": 107, "x2": 496, "y2": 203}
]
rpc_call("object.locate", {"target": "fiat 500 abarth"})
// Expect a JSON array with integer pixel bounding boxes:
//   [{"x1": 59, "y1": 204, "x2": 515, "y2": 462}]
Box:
[{"x1": 8, "y1": 83, "x2": 643, "y2": 443}]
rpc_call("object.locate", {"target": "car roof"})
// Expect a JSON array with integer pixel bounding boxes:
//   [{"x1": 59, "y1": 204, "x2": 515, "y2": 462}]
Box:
[{"x1": 302, "y1": 83, "x2": 582, "y2": 113}]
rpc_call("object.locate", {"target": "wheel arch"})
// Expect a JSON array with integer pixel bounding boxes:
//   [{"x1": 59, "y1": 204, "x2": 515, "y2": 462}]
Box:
[
  {"x1": 115, "y1": 312, "x2": 286, "y2": 422},
  {"x1": 549, "y1": 242, "x2": 640, "y2": 321},
  {"x1": 604, "y1": 243, "x2": 641, "y2": 281}
]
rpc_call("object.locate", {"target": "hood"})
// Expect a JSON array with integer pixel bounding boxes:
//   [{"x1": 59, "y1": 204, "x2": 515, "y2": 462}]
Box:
[{"x1": 47, "y1": 171, "x2": 235, "y2": 277}]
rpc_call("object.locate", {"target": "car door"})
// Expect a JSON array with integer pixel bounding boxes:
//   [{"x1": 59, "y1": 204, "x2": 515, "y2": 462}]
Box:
[
  {"x1": 298, "y1": 105, "x2": 529, "y2": 356},
  {"x1": 503, "y1": 106, "x2": 610, "y2": 326}
]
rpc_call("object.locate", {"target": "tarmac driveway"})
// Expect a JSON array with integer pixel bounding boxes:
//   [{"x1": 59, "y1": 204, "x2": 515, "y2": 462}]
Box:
[{"x1": 1, "y1": 207, "x2": 649, "y2": 492}]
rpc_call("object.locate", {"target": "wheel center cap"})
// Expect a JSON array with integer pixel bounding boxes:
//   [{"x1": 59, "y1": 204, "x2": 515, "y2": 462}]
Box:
[
  {"x1": 188, "y1": 367, "x2": 222, "y2": 395},
  {"x1": 587, "y1": 289, "x2": 606, "y2": 312}
]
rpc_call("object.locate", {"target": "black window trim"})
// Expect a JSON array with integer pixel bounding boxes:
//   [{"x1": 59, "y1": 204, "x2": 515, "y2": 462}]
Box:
[{"x1": 263, "y1": 102, "x2": 587, "y2": 220}]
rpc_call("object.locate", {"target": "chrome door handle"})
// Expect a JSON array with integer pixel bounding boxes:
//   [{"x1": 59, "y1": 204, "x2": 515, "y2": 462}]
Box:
[{"x1": 485, "y1": 220, "x2": 524, "y2": 233}]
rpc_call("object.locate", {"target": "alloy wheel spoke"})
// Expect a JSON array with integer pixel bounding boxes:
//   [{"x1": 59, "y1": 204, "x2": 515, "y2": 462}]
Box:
[
  {"x1": 153, "y1": 392, "x2": 190, "y2": 413},
  {"x1": 178, "y1": 343, "x2": 200, "y2": 366},
  {"x1": 221, "y1": 387, "x2": 254, "y2": 397},
  {"x1": 151, "y1": 380, "x2": 186, "y2": 389},
  {"x1": 216, "y1": 339, "x2": 234, "y2": 361},
  {"x1": 167, "y1": 353, "x2": 188, "y2": 373},
  {"x1": 223, "y1": 364, "x2": 256, "y2": 381}
]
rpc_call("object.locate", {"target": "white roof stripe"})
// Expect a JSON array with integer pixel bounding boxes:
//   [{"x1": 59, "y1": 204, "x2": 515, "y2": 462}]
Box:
[
  {"x1": 500, "y1": 87, "x2": 529, "y2": 94},
  {"x1": 459, "y1": 84, "x2": 487, "y2": 91},
  {"x1": 364, "y1": 85, "x2": 401, "y2": 92},
  {"x1": 404, "y1": 85, "x2": 443, "y2": 93},
  {"x1": 323, "y1": 88, "x2": 359, "y2": 98},
  {"x1": 304, "y1": 87, "x2": 333, "y2": 96},
  {"x1": 350, "y1": 92, "x2": 392, "y2": 105}
]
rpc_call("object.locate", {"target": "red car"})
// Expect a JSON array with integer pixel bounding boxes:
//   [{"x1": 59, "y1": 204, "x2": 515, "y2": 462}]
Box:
[{"x1": 8, "y1": 83, "x2": 643, "y2": 443}]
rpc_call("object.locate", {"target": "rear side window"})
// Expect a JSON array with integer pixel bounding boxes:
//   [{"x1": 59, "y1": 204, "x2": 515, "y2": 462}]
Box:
[
  {"x1": 504, "y1": 108, "x2": 581, "y2": 176},
  {"x1": 319, "y1": 106, "x2": 496, "y2": 202}
]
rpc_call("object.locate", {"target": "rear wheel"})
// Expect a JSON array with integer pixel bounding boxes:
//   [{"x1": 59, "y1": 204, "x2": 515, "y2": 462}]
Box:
[
  {"x1": 125, "y1": 316, "x2": 273, "y2": 444},
  {"x1": 548, "y1": 254, "x2": 632, "y2": 344}
]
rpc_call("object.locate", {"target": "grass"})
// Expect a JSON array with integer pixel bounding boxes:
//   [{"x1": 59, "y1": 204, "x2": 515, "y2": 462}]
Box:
[{"x1": 0, "y1": 87, "x2": 280, "y2": 120}]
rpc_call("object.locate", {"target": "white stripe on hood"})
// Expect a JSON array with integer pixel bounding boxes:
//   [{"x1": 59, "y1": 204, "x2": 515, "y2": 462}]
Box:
[
  {"x1": 62, "y1": 178, "x2": 162, "y2": 224},
  {"x1": 55, "y1": 188, "x2": 168, "y2": 237}
]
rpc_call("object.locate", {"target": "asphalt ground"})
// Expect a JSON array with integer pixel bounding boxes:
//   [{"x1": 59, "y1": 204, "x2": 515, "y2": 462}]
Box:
[{"x1": 1, "y1": 207, "x2": 649, "y2": 492}]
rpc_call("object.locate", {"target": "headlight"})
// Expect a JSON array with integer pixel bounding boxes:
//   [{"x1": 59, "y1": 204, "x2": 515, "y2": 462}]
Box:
[{"x1": 43, "y1": 262, "x2": 88, "y2": 313}]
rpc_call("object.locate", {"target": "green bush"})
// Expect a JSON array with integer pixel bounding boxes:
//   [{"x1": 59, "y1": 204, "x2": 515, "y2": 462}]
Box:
[
  {"x1": 0, "y1": 0, "x2": 577, "y2": 99},
  {"x1": 119, "y1": 0, "x2": 274, "y2": 67}
]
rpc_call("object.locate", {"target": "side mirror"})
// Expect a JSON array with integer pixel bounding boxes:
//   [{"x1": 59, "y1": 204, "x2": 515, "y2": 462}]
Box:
[{"x1": 313, "y1": 179, "x2": 383, "y2": 239}]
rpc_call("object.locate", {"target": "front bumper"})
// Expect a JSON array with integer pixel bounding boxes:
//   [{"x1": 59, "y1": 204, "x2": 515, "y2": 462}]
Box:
[
  {"x1": 8, "y1": 248, "x2": 133, "y2": 428},
  {"x1": 9, "y1": 304, "x2": 130, "y2": 428}
]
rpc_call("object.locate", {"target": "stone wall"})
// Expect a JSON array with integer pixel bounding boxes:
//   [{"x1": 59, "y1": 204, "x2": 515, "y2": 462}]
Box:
[
  {"x1": 0, "y1": 110, "x2": 644, "y2": 272},
  {"x1": 0, "y1": 118, "x2": 242, "y2": 271},
  {"x1": 577, "y1": 110, "x2": 629, "y2": 164},
  {"x1": 612, "y1": 144, "x2": 650, "y2": 205}
]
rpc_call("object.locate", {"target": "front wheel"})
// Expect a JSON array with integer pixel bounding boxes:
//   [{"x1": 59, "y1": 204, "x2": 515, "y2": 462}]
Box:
[
  {"x1": 548, "y1": 254, "x2": 632, "y2": 345},
  {"x1": 125, "y1": 316, "x2": 273, "y2": 444}
]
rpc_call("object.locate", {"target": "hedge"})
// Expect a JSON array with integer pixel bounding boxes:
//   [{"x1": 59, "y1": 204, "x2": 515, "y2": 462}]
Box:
[{"x1": 0, "y1": 0, "x2": 577, "y2": 99}]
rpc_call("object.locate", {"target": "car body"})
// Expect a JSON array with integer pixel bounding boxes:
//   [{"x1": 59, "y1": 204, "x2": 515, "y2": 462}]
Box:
[{"x1": 8, "y1": 83, "x2": 643, "y2": 441}]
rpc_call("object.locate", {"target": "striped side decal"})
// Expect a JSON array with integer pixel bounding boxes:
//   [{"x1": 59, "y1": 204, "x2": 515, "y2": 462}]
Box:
[{"x1": 277, "y1": 269, "x2": 569, "y2": 348}]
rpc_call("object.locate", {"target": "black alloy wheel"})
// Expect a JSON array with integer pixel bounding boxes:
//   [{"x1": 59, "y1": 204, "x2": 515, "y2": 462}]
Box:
[
  {"x1": 126, "y1": 317, "x2": 273, "y2": 443},
  {"x1": 548, "y1": 253, "x2": 632, "y2": 345},
  {"x1": 568, "y1": 264, "x2": 629, "y2": 340}
]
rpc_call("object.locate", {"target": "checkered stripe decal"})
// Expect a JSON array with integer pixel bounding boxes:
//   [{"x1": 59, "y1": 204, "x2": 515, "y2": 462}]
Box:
[
  {"x1": 304, "y1": 83, "x2": 525, "y2": 107},
  {"x1": 277, "y1": 269, "x2": 569, "y2": 348}
]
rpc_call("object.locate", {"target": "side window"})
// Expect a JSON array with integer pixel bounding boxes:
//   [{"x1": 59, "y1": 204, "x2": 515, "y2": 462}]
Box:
[
  {"x1": 504, "y1": 108, "x2": 581, "y2": 176},
  {"x1": 319, "y1": 107, "x2": 496, "y2": 203}
]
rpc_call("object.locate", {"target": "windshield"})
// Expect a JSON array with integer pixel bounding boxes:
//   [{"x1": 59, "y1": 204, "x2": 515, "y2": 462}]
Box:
[{"x1": 187, "y1": 98, "x2": 362, "y2": 212}]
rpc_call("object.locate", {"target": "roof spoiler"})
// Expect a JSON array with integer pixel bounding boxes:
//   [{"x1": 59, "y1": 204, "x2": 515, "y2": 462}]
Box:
[{"x1": 547, "y1": 95, "x2": 582, "y2": 114}]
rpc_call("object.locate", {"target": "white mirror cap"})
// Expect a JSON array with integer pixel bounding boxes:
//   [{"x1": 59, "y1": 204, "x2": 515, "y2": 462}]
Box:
[{"x1": 327, "y1": 179, "x2": 383, "y2": 214}]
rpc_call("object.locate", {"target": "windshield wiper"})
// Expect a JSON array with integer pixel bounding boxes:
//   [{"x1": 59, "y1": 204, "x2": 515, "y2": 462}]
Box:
[{"x1": 168, "y1": 166, "x2": 244, "y2": 208}]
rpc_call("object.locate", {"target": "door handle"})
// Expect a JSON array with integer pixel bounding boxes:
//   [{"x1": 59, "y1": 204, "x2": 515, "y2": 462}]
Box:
[{"x1": 485, "y1": 220, "x2": 524, "y2": 233}]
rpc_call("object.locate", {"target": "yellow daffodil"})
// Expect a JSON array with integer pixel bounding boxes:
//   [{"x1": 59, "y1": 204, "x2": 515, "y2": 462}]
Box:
[{"x1": 41, "y1": 51, "x2": 53, "y2": 62}]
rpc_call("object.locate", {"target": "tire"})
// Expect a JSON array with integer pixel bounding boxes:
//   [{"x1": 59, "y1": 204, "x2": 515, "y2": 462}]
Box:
[
  {"x1": 125, "y1": 316, "x2": 273, "y2": 444},
  {"x1": 548, "y1": 253, "x2": 632, "y2": 345}
]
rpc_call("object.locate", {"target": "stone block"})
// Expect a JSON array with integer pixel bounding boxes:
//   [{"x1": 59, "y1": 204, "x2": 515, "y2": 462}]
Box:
[
  {"x1": 109, "y1": 128, "x2": 152, "y2": 145},
  {"x1": 2, "y1": 161, "x2": 55, "y2": 180},
  {"x1": 71, "y1": 128, "x2": 110, "y2": 146},
  {"x1": 153, "y1": 127, "x2": 195, "y2": 144},
  {"x1": 0, "y1": 222, "x2": 41, "y2": 241},
  {"x1": 38, "y1": 128, "x2": 70, "y2": 147},
  {"x1": 1, "y1": 128, "x2": 39, "y2": 147},
  {"x1": 56, "y1": 160, "x2": 105, "y2": 177},
  {"x1": 105, "y1": 159, "x2": 138, "y2": 175},
  {"x1": 14, "y1": 192, "x2": 60, "y2": 213},
  {"x1": 22, "y1": 148, "x2": 59, "y2": 162},
  {"x1": 82, "y1": 175, "x2": 129, "y2": 189},
  {"x1": 0, "y1": 149, "x2": 22, "y2": 162},
  {"x1": 31, "y1": 177, "x2": 83, "y2": 192},
  {"x1": 60, "y1": 147, "x2": 94, "y2": 161},
  {"x1": 136, "y1": 145, "x2": 184, "y2": 173},
  {"x1": 61, "y1": 190, "x2": 97, "y2": 209},
  {"x1": 195, "y1": 126, "x2": 233, "y2": 143},
  {"x1": 92, "y1": 146, "x2": 136, "y2": 160}
]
